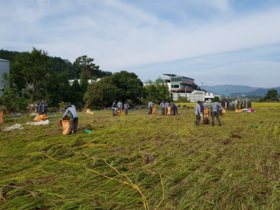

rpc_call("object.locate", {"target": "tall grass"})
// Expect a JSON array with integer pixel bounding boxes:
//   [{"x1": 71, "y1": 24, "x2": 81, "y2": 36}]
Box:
[{"x1": 1, "y1": 103, "x2": 280, "y2": 209}]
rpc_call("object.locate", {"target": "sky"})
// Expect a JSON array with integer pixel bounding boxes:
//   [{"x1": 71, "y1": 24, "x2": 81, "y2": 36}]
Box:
[{"x1": 1, "y1": 0, "x2": 280, "y2": 87}]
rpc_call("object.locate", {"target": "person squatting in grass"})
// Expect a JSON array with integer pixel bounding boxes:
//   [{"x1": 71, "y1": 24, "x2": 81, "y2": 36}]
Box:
[
  {"x1": 61, "y1": 104, "x2": 79, "y2": 135},
  {"x1": 208, "y1": 101, "x2": 221, "y2": 126},
  {"x1": 148, "y1": 100, "x2": 153, "y2": 114},
  {"x1": 124, "y1": 102, "x2": 129, "y2": 115},
  {"x1": 195, "y1": 101, "x2": 202, "y2": 126},
  {"x1": 159, "y1": 100, "x2": 165, "y2": 115}
]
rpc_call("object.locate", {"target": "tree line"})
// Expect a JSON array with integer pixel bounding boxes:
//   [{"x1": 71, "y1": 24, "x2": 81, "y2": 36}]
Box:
[{"x1": 0, "y1": 48, "x2": 171, "y2": 112}]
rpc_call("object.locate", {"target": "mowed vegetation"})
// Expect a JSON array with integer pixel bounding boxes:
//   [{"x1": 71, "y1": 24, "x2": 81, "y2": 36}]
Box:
[{"x1": 1, "y1": 103, "x2": 280, "y2": 209}]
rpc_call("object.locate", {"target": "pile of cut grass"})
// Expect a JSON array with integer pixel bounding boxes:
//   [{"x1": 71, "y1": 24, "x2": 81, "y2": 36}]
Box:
[{"x1": 1, "y1": 104, "x2": 280, "y2": 209}]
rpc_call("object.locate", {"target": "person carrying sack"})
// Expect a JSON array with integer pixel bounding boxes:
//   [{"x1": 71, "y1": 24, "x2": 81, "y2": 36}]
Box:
[
  {"x1": 208, "y1": 102, "x2": 221, "y2": 126},
  {"x1": 61, "y1": 104, "x2": 78, "y2": 135}
]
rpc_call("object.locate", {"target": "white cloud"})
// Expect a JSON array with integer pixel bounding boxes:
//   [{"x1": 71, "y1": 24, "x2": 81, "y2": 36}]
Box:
[
  {"x1": 194, "y1": 58, "x2": 206, "y2": 63},
  {"x1": 0, "y1": 0, "x2": 280, "y2": 88}
]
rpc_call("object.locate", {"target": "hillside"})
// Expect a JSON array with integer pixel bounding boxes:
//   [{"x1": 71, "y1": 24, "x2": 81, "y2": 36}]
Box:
[
  {"x1": 203, "y1": 85, "x2": 259, "y2": 94},
  {"x1": 1, "y1": 104, "x2": 280, "y2": 209}
]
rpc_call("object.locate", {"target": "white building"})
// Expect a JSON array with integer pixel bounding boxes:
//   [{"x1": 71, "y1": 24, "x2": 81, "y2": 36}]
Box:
[
  {"x1": 0, "y1": 59, "x2": 10, "y2": 96},
  {"x1": 172, "y1": 91, "x2": 221, "y2": 102}
]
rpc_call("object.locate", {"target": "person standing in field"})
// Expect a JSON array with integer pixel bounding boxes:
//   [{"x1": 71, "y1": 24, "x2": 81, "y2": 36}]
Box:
[
  {"x1": 148, "y1": 100, "x2": 153, "y2": 114},
  {"x1": 159, "y1": 100, "x2": 165, "y2": 115},
  {"x1": 44, "y1": 101, "x2": 48, "y2": 115},
  {"x1": 117, "y1": 101, "x2": 122, "y2": 111},
  {"x1": 38, "y1": 101, "x2": 42, "y2": 115},
  {"x1": 124, "y1": 102, "x2": 129, "y2": 115},
  {"x1": 165, "y1": 100, "x2": 169, "y2": 114},
  {"x1": 218, "y1": 102, "x2": 223, "y2": 116},
  {"x1": 170, "y1": 101, "x2": 175, "y2": 116},
  {"x1": 208, "y1": 101, "x2": 221, "y2": 126},
  {"x1": 61, "y1": 104, "x2": 78, "y2": 135},
  {"x1": 195, "y1": 101, "x2": 201, "y2": 126}
]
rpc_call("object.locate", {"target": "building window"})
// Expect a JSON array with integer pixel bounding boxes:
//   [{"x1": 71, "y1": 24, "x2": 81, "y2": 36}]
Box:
[
  {"x1": 172, "y1": 85, "x2": 179, "y2": 88},
  {"x1": 171, "y1": 77, "x2": 182, "y2": 82}
]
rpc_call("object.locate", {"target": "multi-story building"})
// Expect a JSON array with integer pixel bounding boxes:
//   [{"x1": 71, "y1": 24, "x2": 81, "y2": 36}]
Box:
[
  {"x1": 0, "y1": 59, "x2": 10, "y2": 96},
  {"x1": 163, "y1": 74, "x2": 194, "y2": 93}
]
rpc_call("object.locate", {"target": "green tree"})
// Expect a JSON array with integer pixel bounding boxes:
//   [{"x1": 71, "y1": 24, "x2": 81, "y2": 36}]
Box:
[
  {"x1": 110, "y1": 71, "x2": 145, "y2": 103},
  {"x1": 0, "y1": 73, "x2": 29, "y2": 113},
  {"x1": 214, "y1": 96, "x2": 220, "y2": 102},
  {"x1": 145, "y1": 78, "x2": 170, "y2": 102},
  {"x1": 68, "y1": 79, "x2": 84, "y2": 107},
  {"x1": 10, "y1": 48, "x2": 52, "y2": 101},
  {"x1": 80, "y1": 71, "x2": 88, "y2": 92},
  {"x1": 74, "y1": 55, "x2": 100, "y2": 78},
  {"x1": 264, "y1": 89, "x2": 279, "y2": 101},
  {"x1": 84, "y1": 77, "x2": 117, "y2": 109}
]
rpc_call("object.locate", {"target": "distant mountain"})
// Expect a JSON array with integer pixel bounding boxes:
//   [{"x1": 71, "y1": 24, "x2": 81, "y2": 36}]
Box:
[
  {"x1": 203, "y1": 84, "x2": 280, "y2": 97},
  {"x1": 243, "y1": 87, "x2": 280, "y2": 96},
  {"x1": 203, "y1": 85, "x2": 259, "y2": 94}
]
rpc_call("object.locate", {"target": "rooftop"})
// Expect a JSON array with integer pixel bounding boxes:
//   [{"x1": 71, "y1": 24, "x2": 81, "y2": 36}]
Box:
[
  {"x1": 163, "y1": 74, "x2": 194, "y2": 80},
  {"x1": 0, "y1": 59, "x2": 9, "y2": 62}
]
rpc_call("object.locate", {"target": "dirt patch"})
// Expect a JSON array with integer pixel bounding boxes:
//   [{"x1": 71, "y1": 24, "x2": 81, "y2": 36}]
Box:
[
  {"x1": 231, "y1": 134, "x2": 242, "y2": 139},
  {"x1": 222, "y1": 139, "x2": 232, "y2": 145},
  {"x1": 77, "y1": 125, "x2": 87, "y2": 131},
  {"x1": 272, "y1": 153, "x2": 280, "y2": 160}
]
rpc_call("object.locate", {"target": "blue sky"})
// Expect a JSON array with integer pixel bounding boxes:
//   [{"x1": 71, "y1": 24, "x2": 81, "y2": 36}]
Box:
[{"x1": 1, "y1": 0, "x2": 280, "y2": 87}]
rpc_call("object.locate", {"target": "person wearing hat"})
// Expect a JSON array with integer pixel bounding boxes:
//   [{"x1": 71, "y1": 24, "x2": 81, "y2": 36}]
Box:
[
  {"x1": 61, "y1": 104, "x2": 78, "y2": 134},
  {"x1": 195, "y1": 101, "x2": 202, "y2": 126},
  {"x1": 159, "y1": 100, "x2": 165, "y2": 115}
]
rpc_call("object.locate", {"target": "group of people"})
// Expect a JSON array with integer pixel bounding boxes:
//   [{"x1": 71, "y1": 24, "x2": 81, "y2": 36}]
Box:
[
  {"x1": 112, "y1": 101, "x2": 130, "y2": 116},
  {"x1": 148, "y1": 100, "x2": 179, "y2": 115},
  {"x1": 196, "y1": 101, "x2": 222, "y2": 126},
  {"x1": 36, "y1": 101, "x2": 48, "y2": 115},
  {"x1": 221, "y1": 100, "x2": 252, "y2": 110}
]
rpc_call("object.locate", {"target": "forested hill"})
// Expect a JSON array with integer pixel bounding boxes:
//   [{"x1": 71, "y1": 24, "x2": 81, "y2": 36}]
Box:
[{"x1": 0, "y1": 49, "x2": 112, "y2": 79}]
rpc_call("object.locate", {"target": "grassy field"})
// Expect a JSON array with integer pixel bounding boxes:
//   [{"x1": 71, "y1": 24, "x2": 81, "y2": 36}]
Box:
[{"x1": 1, "y1": 103, "x2": 280, "y2": 209}]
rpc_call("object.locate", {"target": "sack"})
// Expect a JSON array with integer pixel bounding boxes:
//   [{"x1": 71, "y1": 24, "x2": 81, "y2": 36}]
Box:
[
  {"x1": 0, "y1": 112, "x2": 3, "y2": 124},
  {"x1": 62, "y1": 120, "x2": 70, "y2": 135},
  {"x1": 152, "y1": 108, "x2": 156, "y2": 114},
  {"x1": 222, "y1": 108, "x2": 226, "y2": 114},
  {"x1": 167, "y1": 107, "x2": 171, "y2": 115},
  {"x1": 116, "y1": 110, "x2": 121, "y2": 116},
  {"x1": 86, "y1": 109, "x2": 94, "y2": 114},
  {"x1": 34, "y1": 114, "x2": 48, "y2": 121}
]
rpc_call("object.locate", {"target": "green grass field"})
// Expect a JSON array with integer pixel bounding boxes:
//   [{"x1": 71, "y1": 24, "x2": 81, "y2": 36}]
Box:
[{"x1": 1, "y1": 103, "x2": 280, "y2": 209}]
